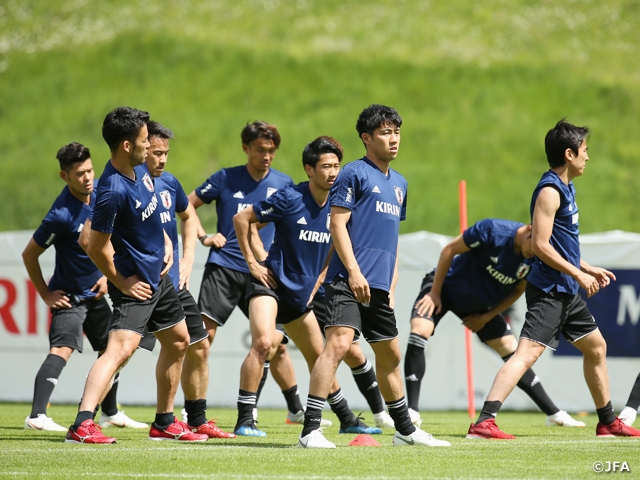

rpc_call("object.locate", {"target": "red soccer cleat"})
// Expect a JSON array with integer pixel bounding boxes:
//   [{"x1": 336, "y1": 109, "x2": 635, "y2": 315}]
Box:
[
  {"x1": 149, "y1": 417, "x2": 208, "y2": 442},
  {"x1": 65, "y1": 419, "x2": 116, "y2": 444},
  {"x1": 596, "y1": 417, "x2": 640, "y2": 437},
  {"x1": 466, "y1": 418, "x2": 515, "y2": 440},
  {"x1": 188, "y1": 419, "x2": 236, "y2": 439}
]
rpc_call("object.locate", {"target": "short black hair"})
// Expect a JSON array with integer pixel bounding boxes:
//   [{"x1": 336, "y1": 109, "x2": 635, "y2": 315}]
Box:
[
  {"x1": 56, "y1": 142, "x2": 91, "y2": 172},
  {"x1": 241, "y1": 121, "x2": 281, "y2": 148},
  {"x1": 147, "y1": 120, "x2": 174, "y2": 140},
  {"x1": 545, "y1": 118, "x2": 590, "y2": 168},
  {"x1": 302, "y1": 136, "x2": 343, "y2": 170},
  {"x1": 356, "y1": 104, "x2": 402, "y2": 141},
  {"x1": 102, "y1": 106, "x2": 150, "y2": 152}
]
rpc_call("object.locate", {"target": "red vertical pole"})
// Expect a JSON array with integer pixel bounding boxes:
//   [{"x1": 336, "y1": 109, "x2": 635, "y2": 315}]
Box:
[{"x1": 459, "y1": 180, "x2": 476, "y2": 418}]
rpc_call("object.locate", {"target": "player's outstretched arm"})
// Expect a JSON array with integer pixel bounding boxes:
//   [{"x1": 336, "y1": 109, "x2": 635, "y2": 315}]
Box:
[
  {"x1": 233, "y1": 207, "x2": 276, "y2": 289},
  {"x1": 177, "y1": 203, "x2": 198, "y2": 289},
  {"x1": 329, "y1": 206, "x2": 370, "y2": 304}
]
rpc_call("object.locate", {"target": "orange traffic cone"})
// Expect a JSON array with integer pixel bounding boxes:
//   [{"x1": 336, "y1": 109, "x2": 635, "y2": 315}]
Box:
[{"x1": 348, "y1": 434, "x2": 381, "y2": 447}]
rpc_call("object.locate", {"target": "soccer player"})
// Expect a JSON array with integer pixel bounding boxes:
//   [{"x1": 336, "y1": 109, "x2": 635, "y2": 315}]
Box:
[
  {"x1": 467, "y1": 119, "x2": 640, "y2": 439},
  {"x1": 188, "y1": 121, "x2": 306, "y2": 424},
  {"x1": 618, "y1": 373, "x2": 640, "y2": 426},
  {"x1": 144, "y1": 120, "x2": 235, "y2": 439},
  {"x1": 299, "y1": 105, "x2": 450, "y2": 448},
  {"x1": 23, "y1": 142, "x2": 146, "y2": 432},
  {"x1": 65, "y1": 106, "x2": 207, "y2": 444},
  {"x1": 233, "y1": 136, "x2": 382, "y2": 438},
  {"x1": 404, "y1": 218, "x2": 584, "y2": 427}
]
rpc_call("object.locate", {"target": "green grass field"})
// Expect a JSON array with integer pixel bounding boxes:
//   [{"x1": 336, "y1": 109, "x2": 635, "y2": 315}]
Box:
[{"x1": 2, "y1": 403, "x2": 637, "y2": 479}]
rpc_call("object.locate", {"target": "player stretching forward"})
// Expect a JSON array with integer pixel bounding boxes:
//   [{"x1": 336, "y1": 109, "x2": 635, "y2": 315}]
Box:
[
  {"x1": 299, "y1": 104, "x2": 450, "y2": 448},
  {"x1": 23, "y1": 142, "x2": 146, "y2": 431},
  {"x1": 233, "y1": 136, "x2": 382, "y2": 437},
  {"x1": 188, "y1": 122, "x2": 306, "y2": 425},
  {"x1": 404, "y1": 218, "x2": 584, "y2": 427},
  {"x1": 467, "y1": 119, "x2": 640, "y2": 439},
  {"x1": 144, "y1": 120, "x2": 235, "y2": 438},
  {"x1": 65, "y1": 107, "x2": 206, "y2": 444}
]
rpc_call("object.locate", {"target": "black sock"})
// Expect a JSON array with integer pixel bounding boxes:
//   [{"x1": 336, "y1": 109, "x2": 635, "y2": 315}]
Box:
[
  {"x1": 100, "y1": 372, "x2": 120, "y2": 417},
  {"x1": 282, "y1": 385, "x2": 304, "y2": 414},
  {"x1": 502, "y1": 353, "x2": 558, "y2": 416},
  {"x1": 596, "y1": 401, "x2": 616, "y2": 425},
  {"x1": 387, "y1": 397, "x2": 414, "y2": 436},
  {"x1": 236, "y1": 389, "x2": 257, "y2": 429},
  {"x1": 327, "y1": 388, "x2": 357, "y2": 428},
  {"x1": 154, "y1": 412, "x2": 174, "y2": 429},
  {"x1": 351, "y1": 360, "x2": 385, "y2": 415},
  {"x1": 476, "y1": 400, "x2": 503, "y2": 424},
  {"x1": 625, "y1": 372, "x2": 640, "y2": 410},
  {"x1": 302, "y1": 394, "x2": 325, "y2": 437},
  {"x1": 255, "y1": 361, "x2": 270, "y2": 406},
  {"x1": 184, "y1": 399, "x2": 207, "y2": 427},
  {"x1": 31, "y1": 354, "x2": 67, "y2": 418},
  {"x1": 73, "y1": 410, "x2": 94, "y2": 429},
  {"x1": 404, "y1": 333, "x2": 428, "y2": 411}
]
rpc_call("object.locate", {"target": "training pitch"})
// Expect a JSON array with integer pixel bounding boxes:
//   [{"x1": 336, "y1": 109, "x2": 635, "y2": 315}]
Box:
[{"x1": 2, "y1": 404, "x2": 637, "y2": 479}]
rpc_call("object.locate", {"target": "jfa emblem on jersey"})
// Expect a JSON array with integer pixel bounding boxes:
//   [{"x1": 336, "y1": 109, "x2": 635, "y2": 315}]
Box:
[
  {"x1": 326, "y1": 213, "x2": 331, "y2": 231},
  {"x1": 394, "y1": 186, "x2": 404, "y2": 205},
  {"x1": 159, "y1": 191, "x2": 172, "y2": 210},
  {"x1": 142, "y1": 173, "x2": 154, "y2": 192},
  {"x1": 266, "y1": 187, "x2": 277, "y2": 198},
  {"x1": 516, "y1": 263, "x2": 531, "y2": 279}
]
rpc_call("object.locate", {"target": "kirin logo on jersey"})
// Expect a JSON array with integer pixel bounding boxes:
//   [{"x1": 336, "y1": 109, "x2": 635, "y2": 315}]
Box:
[
  {"x1": 159, "y1": 191, "x2": 172, "y2": 210},
  {"x1": 266, "y1": 187, "x2": 277, "y2": 198},
  {"x1": 142, "y1": 173, "x2": 154, "y2": 192},
  {"x1": 394, "y1": 186, "x2": 404, "y2": 205},
  {"x1": 326, "y1": 213, "x2": 331, "y2": 231},
  {"x1": 516, "y1": 263, "x2": 531, "y2": 279}
]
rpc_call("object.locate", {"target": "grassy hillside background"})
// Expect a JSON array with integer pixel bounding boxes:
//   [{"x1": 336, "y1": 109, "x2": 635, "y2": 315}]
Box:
[{"x1": 1, "y1": 0, "x2": 639, "y2": 235}]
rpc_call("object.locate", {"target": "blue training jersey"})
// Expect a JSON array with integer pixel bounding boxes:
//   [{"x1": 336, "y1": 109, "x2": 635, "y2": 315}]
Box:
[
  {"x1": 32, "y1": 186, "x2": 102, "y2": 298},
  {"x1": 326, "y1": 157, "x2": 408, "y2": 292},
  {"x1": 254, "y1": 182, "x2": 332, "y2": 311},
  {"x1": 91, "y1": 161, "x2": 166, "y2": 291},
  {"x1": 195, "y1": 165, "x2": 294, "y2": 273},
  {"x1": 527, "y1": 170, "x2": 581, "y2": 294},
  {"x1": 441, "y1": 219, "x2": 532, "y2": 315},
  {"x1": 154, "y1": 172, "x2": 189, "y2": 291}
]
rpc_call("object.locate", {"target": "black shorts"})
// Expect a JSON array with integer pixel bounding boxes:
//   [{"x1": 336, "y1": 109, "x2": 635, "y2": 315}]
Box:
[
  {"x1": 197, "y1": 263, "x2": 250, "y2": 325},
  {"x1": 410, "y1": 271, "x2": 513, "y2": 343},
  {"x1": 324, "y1": 278, "x2": 398, "y2": 343},
  {"x1": 108, "y1": 275, "x2": 185, "y2": 337},
  {"x1": 520, "y1": 283, "x2": 598, "y2": 350},
  {"x1": 138, "y1": 287, "x2": 208, "y2": 352},
  {"x1": 312, "y1": 294, "x2": 360, "y2": 342},
  {"x1": 49, "y1": 296, "x2": 112, "y2": 353},
  {"x1": 247, "y1": 279, "x2": 311, "y2": 325},
  {"x1": 179, "y1": 288, "x2": 209, "y2": 345}
]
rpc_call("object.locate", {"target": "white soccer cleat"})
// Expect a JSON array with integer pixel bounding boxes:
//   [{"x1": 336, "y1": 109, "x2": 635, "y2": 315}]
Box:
[
  {"x1": 393, "y1": 427, "x2": 451, "y2": 447},
  {"x1": 24, "y1": 414, "x2": 67, "y2": 432},
  {"x1": 408, "y1": 408, "x2": 422, "y2": 427},
  {"x1": 373, "y1": 411, "x2": 395, "y2": 428},
  {"x1": 298, "y1": 429, "x2": 336, "y2": 449},
  {"x1": 100, "y1": 410, "x2": 149, "y2": 429},
  {"x1": 545, "y1": 410, "x2": 585, "y2": 427},
  {"x1": 619, "y1": 406, "x2": 638, "y2": 427}
]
